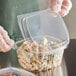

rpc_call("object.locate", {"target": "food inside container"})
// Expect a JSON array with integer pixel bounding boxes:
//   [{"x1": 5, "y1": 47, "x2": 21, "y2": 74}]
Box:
[
  {"x1": 0, "y1": 73, "x2": 18, "y2": 76},
  {"x1": 0, "y1": 67, "x2": 35, "y2": 76},
  {"x1": 16, "y1": 35, "x2": 66, "y2": 72}
]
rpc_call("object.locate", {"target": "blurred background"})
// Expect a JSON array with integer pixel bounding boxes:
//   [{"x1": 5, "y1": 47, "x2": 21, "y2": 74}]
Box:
[{"x1": 63, "y1": 0, "x2": 76, "y2": 39}]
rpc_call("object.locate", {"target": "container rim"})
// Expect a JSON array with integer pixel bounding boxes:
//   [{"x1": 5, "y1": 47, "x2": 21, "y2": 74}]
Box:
[
  {"x1": 16, "y1": 35, "x2": 69, "y2": 55},
  {"x1": 0, "y1": 67, "x2": 35, "y2": 76}
]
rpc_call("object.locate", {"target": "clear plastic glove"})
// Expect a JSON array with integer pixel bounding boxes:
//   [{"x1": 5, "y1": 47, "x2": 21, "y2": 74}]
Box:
[
  {"x1": 0, "y1": 26, "x2": 14, "y2": 52},
  {"x1": 50, "y1": 0, "x2": 72, "y2": 16}
]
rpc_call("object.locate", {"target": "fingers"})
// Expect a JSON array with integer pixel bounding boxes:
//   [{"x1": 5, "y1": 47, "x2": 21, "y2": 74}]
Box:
[
  {"x1": 50, "y1": 0, "x2": 72, "y2": 16},
  {"x1": 0, "y1": 34, "x2": 11, "y2": 52},
  {"x1": 0, "y1": 26, "x2": 14, "y2": 52},
  {"x1": 50, "y1": 0, "x2": 63, "y2": 13},
  {"x1": 0, "y1": 26, "x2": 14, "y2": 47},
  {"x1": 59, "y1": 0, "x2": 72, "y2": 16}
]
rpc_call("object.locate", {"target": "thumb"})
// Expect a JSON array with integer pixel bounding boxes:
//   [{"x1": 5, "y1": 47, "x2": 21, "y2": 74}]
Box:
[{"x1": 59, "y1": 0, "x2": 72, "y2": 16}]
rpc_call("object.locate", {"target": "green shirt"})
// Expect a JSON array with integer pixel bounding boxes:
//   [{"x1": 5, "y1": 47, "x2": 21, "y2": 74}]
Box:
[
  {"x1": 0, "y1": 0, "x2": 39, "y2": 41},
  {"x1": 0, "y1": 0, "x2": 39, "y2": 67}
]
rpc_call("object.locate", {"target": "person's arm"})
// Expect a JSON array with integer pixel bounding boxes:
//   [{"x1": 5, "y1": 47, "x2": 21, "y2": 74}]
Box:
[
  {"x1": 0, "y1": 26, "x2": 14, "y2": 52},
  {"x1": 50, "y1": 0, "x2": 72, "y2": 16}
]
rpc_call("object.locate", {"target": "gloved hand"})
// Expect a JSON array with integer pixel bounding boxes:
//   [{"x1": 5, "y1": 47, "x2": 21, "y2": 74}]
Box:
[
  {"x1": 50, "y1": 0, "x2": 72, "y2": 16},
  {"x1": 0, "y1": 26, "x2": 14, "y2": 52}
]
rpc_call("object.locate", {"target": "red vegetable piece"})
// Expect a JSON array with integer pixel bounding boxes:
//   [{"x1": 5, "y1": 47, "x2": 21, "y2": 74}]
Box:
[{"x1": 1, "y1": 73, "x2": 12, "y2": 76}]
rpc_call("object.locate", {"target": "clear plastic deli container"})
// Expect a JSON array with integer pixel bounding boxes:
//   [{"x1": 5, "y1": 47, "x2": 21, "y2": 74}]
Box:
[
  {"x1": 0, "y1": 67, "x2": 35, "y2": 76},
  {"x1": 16, "y1": 9, "x2": 70, "y2": 72}
]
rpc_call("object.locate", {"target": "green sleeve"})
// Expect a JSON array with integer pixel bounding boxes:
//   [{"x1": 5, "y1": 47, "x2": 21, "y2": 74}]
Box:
[
  {"x1": 0, "y1": 0, "x2": 39, "y2": 67},
  {"x1": 0, "y1": 0, "x2": 39, "y2": 41}
]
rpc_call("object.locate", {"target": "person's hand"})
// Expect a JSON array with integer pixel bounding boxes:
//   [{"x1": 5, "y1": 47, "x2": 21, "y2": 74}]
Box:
[
  {"x1": 50, "y1": 0, "x2": 72, "y2": 16},
  {"x1": 0, "y1": 26, "x2": 14, "y2": 52}
]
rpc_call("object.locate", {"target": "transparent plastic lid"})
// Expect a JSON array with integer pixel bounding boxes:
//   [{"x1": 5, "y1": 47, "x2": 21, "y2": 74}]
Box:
[
  {"x1": 0, "y1": 67, "x2": 35, "y2": 76},
  {"x1": 17, "y1": 9, "x2": 70, "y2": 47}
]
